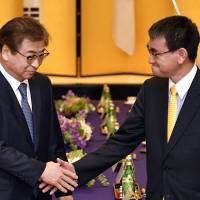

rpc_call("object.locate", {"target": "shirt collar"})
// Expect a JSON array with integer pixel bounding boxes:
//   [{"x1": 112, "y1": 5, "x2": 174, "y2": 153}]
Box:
[
  {"x1": 169, "y1": 64, "x2": 197, "y2": 99},
  {"x1": 0, "y1": 63, "x2": 29, "y2": 92}
]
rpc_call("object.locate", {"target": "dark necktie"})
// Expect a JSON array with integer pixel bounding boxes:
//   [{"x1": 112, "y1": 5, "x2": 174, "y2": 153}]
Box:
[{"x1": 18, "y1": 83, "x2": 34, "y2": 142}]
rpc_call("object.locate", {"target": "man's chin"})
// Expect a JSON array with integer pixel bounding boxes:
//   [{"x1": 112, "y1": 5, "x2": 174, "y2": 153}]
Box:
[
  {"x1": 151, "y1": 68, "x2": 167, "y2": 78},
  {"x1": 25, "y1": 72, "x2": 36, "y2": 79},
  {"x1": 153, "y1": 72, "x2": 168, "y2": 78}
]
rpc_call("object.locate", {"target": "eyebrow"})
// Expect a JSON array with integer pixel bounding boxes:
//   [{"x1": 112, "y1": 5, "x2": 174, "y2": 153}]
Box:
[
  {"x1": 26, "y1": 49, "x2": 46, "y2": 54},
  {"x1": 146, "y1": 44, "x2": 157, "y2": 53}
]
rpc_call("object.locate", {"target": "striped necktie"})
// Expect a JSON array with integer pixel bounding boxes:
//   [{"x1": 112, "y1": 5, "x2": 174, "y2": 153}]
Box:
[
  {"x1": 18, "y1": 83, "x2": 34, "y2": 142},
  {"x1": 167, "y1": 85, "x2": 177, "y2": 142}
]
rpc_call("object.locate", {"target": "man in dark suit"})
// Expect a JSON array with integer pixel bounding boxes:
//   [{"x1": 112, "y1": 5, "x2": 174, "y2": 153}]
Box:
[
  {"x1": 56, "y1": 16, "x2": 200, "y2": 200},
  {"x1": 0, "y1": 17, "x2": 77, "y2": 200}
]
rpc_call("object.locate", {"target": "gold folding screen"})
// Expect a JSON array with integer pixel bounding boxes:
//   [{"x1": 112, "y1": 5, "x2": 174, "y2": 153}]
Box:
[
  {"x1": 0, "y1": 0, "x2": 76, "y2": 76},
  {"x1": 41, "y1": 0, "x2": 76, "y2": 76},
  {"x1": 0, "y1": 1, "x2": 23, "y2": 25},
  {"x1": 0, "y1": 0, "x2": 200, "y2": 77},
  {"x1": 81, "y1": 0, "x2": 200, "y2": 76}
]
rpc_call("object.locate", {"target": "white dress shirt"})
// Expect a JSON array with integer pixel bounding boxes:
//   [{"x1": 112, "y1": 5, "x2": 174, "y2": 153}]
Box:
[
  {"x1": 0, "y1": 63, "x2": 32, "y2": 110},
  {"x1": 168, "y1": 64, "x2": 197, "y2": 117}
]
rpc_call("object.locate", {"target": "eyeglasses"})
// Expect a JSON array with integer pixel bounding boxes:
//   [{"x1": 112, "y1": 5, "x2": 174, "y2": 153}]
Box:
[
  {"x1": 147, "y1": 49, "x2": 172, "y2": 58},
  {"x1": 16, "y1": 49, "x2": 50, "y2": 64}
]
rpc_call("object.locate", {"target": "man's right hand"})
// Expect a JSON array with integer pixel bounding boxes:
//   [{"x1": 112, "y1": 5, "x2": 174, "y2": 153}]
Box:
[{"x1": 39, "y1": 161, "x2": 78, "y2": 193}]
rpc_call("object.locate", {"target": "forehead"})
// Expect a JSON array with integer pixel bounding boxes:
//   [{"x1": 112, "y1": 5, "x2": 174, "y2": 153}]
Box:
[
  {"x1": 19, "y1": 39, "x2": 46, "y2": 52},
  {"x1": 147, "y1": 37, "x2": 168, "y2": 50}
]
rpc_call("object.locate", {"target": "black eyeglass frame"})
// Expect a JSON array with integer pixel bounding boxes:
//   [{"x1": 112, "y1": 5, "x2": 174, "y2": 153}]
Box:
[
  {"x1": 146, "y1": 43, "x2": 178, "y2": 58},
  {"x1": 16, "y1": 49, "x2": 50, "y2": 64},
  {"x1": 149, "y1": 50, "x2": 171, "y2": 57}
]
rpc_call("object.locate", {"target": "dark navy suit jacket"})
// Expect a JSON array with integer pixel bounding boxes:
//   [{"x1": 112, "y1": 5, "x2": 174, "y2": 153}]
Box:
[
  {"x1": 75, "y1": 69, "x2": 200, "y2": 200},
  {"x1": 0, "y1": 72, "x2": 67, "y2": 200}
]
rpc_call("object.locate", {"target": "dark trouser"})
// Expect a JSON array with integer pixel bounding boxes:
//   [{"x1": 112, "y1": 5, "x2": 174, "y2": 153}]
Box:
[{"x1": 31, "y1": 193, "x2": 53, "y2": 200}]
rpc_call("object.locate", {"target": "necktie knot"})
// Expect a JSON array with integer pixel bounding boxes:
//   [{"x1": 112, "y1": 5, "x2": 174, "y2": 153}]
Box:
[
  {"x1": 18, "y1": 83, "x2": 27, "y2": 99},
  {"x1": 170, "y1": 85, "x2": 177, "y2": 96}
]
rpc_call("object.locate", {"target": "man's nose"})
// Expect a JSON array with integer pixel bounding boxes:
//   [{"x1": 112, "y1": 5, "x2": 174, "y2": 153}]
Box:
[
  {"x1": 31, "y1": 58, "x2": 41, "y2": 68},
  {"x1": 148, "y1": 54, "x2": 156, "y2": 64}
]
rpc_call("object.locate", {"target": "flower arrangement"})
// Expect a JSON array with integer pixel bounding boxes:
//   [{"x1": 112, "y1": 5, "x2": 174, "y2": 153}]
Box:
[
  {"x1": 55, "y1": 90, "x2": 95, "y2": 118},
  {"x1": 56, "y1": 90, "x2": 109, "y2": 188},
  {"x1": 56, "y1": 90, "x2": 95, "y2": 150},
  {"x1": 58, "y1": 113, "x2": 93, "y2": 150}
]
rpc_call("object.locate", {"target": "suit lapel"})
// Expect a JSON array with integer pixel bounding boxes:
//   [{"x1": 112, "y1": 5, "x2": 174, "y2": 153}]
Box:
[
  {"x1": 163, "y1": 69, "x2": 200, "y2": 160},
  {"x1": 29, "y1": 77, "x2": 41, "y2": 150},
  {"x1": 154, "y1": 78, "x2": 169, "y2": 150},
  {"x1": 0, "y1": 72, "x2": 34, "y2": 147}
]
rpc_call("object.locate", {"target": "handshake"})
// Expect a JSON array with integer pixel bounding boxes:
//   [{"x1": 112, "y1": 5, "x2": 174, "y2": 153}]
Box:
[{"x1": 39, "y1": 158, "x2": 78, "y2": 196}]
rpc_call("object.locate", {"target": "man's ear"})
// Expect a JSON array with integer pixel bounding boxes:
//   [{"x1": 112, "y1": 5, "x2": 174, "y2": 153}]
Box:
[
  {"x1": 1, "y1": 45, "x2": 11, "y2": 61},
  {"x1": 177, "y1": 48, "x2": 187, "y2": 64}
]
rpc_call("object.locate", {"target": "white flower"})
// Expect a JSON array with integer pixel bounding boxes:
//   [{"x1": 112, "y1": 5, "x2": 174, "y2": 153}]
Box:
[{"x1": 80, "y1": 120, "x2": 92, "y2": 141}]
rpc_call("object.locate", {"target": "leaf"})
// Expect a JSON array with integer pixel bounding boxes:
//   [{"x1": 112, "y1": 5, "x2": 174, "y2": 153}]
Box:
[{"x1": 97, "y1": 174, "x2": 110, "y2": 187}]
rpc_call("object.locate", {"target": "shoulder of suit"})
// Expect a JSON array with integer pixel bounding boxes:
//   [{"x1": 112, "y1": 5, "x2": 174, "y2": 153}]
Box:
[
  {"x1": 32, "y1": 72, "x2": 50, "y2": 83},
  {"x1": 144, "y1": 76, "x2": 168, "y2": 86}
]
